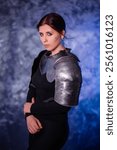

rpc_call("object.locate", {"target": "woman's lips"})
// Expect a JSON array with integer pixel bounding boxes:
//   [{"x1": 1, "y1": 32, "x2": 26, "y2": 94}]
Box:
[{"x1": 44, "y1": 44, "x2": 49, "y2": 47}]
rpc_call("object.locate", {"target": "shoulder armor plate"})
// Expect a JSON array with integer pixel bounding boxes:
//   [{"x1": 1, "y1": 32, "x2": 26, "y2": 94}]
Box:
[{"x1": 54, "y1": 55, "x2": 82, "y2": 107}]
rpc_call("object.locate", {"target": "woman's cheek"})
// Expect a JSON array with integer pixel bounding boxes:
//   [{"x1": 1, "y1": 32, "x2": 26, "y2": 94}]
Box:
[{"x1": 55, "y1": 35, "x2": 60, "y2": 41}]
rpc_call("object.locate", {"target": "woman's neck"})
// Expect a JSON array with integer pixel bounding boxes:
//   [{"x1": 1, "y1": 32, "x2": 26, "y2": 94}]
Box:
[{"x1": 51, "y1": 44, "x2": 65, "y2": 56}]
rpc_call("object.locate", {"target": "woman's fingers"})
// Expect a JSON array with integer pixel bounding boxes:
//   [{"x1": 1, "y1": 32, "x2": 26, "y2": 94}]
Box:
[
  {"x1": 28, "y1": 125, "x2": 40, "y2": 134},
  {"x1": 31, "y1": 97, "x2": 35, "y2": 103},
  {"x1": 26, "y1": 115, "x2": 42, "y2": 134},
  {"x1": 35, "y1": 118, "x2": 43, "y2": 129}
]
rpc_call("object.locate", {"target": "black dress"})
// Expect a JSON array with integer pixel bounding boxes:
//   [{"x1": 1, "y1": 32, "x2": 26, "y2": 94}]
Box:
[{"x1": 26, "y1": 50, "x2": 71, "y2": 150}]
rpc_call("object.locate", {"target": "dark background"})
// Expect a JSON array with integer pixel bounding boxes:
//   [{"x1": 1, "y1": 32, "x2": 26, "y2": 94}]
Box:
[{"x1": 0, "y1": 0, "x2": 100, "y2": 150}]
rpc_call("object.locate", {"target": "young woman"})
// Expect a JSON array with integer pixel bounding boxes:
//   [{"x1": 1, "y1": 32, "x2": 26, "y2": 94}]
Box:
[{"x1": 23, "y1": 12, "x2": 82, "y2": 150}]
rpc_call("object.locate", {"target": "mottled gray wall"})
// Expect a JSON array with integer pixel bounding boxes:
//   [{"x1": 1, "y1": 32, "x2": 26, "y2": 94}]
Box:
[{"x1": 0, "y1": 0, "x2": 100, "y2": 150}]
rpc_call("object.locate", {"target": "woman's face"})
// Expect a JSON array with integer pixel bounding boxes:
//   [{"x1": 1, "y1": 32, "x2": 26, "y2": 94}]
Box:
[{"x1": 39, "y1": 24, "x2": 64, "y2": 52}]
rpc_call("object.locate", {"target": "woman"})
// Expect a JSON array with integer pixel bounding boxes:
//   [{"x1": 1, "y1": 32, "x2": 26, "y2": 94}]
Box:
[{"x1": 23, "y1": 12, "x2": 82, "y2": 150}]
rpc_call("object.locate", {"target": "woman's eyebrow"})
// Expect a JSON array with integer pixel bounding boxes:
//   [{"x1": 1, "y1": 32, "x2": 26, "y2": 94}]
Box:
[{"x1": 39, "y1": 32, "x2": 43, "y2": 35}]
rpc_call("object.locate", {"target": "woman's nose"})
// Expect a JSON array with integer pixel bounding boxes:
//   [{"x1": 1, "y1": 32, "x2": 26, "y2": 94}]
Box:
[{"x1": 43, "y1": 36, "x2": 47, "y2": 43}]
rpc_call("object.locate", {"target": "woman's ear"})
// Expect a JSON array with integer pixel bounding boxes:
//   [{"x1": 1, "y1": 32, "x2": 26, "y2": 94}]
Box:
[{"x1": 61, "y1": 30, "x2": 65, "y2": 39}]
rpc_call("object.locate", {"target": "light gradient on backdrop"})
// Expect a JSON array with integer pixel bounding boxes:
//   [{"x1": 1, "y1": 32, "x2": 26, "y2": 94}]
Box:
[{"x1": 0, "y1": 0, "x2": 100, "y2": 150}]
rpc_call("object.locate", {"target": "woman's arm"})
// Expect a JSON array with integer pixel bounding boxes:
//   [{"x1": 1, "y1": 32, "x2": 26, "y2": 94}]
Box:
[
  {"x1": 24, "y1": 50, "x2": 47, "y2": 116},
  {"x1": 24, "y1": 99, "x2": 70, "y2": 115}
]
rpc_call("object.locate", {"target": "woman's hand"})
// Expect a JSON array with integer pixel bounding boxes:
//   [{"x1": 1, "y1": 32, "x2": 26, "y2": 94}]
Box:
[
  {"x1": 26, "y1": 115, "x2": 43, "y2": 134},
  {"x1": 23, "y1": 97, "x2": 35, "y2": 114}
]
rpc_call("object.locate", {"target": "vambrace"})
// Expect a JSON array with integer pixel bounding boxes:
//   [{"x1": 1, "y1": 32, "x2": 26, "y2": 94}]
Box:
[{"x1": 54, "y1": 56, "x2": 82, "y2": 107}]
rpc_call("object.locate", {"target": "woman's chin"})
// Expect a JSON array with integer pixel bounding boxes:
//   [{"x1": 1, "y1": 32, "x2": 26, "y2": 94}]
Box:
[{"x1": 46, "y1": 48, "x2": 52, "y2": 51}]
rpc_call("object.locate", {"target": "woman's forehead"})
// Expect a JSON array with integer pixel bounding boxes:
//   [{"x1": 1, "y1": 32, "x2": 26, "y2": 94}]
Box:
[{"x1": 39, "y1": 24, "x2": 54, "y2": 32}]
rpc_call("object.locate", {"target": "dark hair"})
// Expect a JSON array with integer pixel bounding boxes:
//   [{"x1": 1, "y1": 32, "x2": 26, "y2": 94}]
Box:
[{"x1": 36, "y1": 13, "x2": 66, "y2": 34}]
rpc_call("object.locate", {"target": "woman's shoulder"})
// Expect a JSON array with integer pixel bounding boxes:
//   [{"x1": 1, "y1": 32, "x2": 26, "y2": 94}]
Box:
[
  {"x1": 35, "y1": 50, "x2": 47, "y2": 60},
  {"x1": 31, "y1": 50, "x2": 47, "y2": 76},
  {"x1": 54, "y1": 48, "x2": 80, "y2": 67}
]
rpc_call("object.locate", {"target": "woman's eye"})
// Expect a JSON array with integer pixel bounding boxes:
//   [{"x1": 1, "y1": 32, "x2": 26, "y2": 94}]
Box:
[
  {"x1": 39, "y1": 33, "x2": 43, "y2": 37},
  {"x1": 47, "y1": 32, "x2": 52, "y2": 36}
]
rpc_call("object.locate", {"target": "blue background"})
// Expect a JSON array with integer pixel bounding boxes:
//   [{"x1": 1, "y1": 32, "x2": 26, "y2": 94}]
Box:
[{"x1": 0, "y1": 0, "x2": 100, "y2": 150}]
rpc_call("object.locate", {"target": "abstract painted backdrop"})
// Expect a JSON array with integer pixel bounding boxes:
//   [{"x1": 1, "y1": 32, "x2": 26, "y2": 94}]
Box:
[{"x1": 0, "y1": 0, "x2": 100, "y2": 150}]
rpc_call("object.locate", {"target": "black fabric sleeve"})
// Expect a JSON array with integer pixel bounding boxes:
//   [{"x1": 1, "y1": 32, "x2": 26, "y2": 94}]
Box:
[
  {"x1": 26, "y1": 83, "x2": 36, "y2": 102},
  {"x1": 30, "y1": 100, "x2": 71, "y2": 115},
  {"x1": 25, "y1": 83, "x2": 36, "y2": 117},
  {"x1": 26, "y1": 50, "x2": 47, "y2": 102},
  {"x1": 25, "y1": 50, "x2": 47, "y2": 117},
  {"x1": 26, "y1": 50, "x2": 47, "y2": 97}
]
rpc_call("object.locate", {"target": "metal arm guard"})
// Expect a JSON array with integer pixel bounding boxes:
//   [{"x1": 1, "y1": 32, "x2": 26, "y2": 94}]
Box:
[{"x1": 54, "y1": 55, "x2": 82, "y2": 107}]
